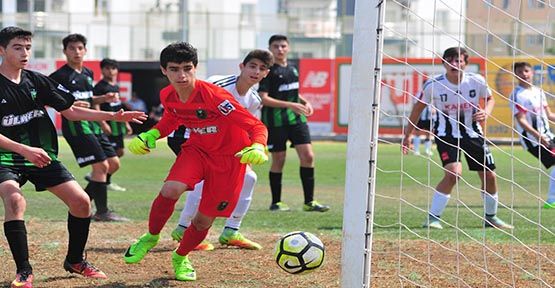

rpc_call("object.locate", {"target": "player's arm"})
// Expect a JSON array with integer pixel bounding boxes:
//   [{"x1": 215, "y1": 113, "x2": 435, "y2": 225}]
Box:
[
  {"x1": 0, "y1": 134, "x2": 51, "y2": 167},
  {"x1": 259, "y1": 91, "x2": 309, "y2": 116},
  {"x1": 61, "y1": 106, "x2": 146, "y2": 124},
  {"x1": 402, "y1": 100, "x2": 427, "y2": 154},
  {"x1": 515, "y1": 111, "x2": 550, "y2": 147},
  {"x1": 299, "y1": 94, "x2": 314, "y2": 116},
  {"x1": 92, "y1": 92, "x2": 119, "y2": 105},
  {"x1": 127, "y1": 103, "x2": 180, "y2": 155},
  {"x1": 473, "y1": 95, "x2": 495, "y2": 122}
]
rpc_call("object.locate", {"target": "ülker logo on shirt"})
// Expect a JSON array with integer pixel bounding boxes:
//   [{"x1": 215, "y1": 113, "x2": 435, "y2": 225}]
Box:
[{"x1": 2, "y1": 110, "x2": 44, "y2": 126}]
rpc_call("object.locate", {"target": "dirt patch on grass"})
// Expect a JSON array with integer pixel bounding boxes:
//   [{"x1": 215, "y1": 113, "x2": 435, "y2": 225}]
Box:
[
  {"x1": 0, "y1": 220, "x2": 341, "y2": 287},
  {"x1": 1, "y1": 220, "x2": 554, "y2": 287}
]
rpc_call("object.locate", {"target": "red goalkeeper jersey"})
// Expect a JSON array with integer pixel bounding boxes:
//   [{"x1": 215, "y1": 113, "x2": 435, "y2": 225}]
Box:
[{"x1": 154, "y1": 80, "x2": 267, "y2": 156}]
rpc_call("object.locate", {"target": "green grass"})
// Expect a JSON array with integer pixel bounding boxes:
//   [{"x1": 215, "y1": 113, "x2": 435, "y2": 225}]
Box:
[{"x1": 4, "y1": 138, "x2": 555, "y2": 244}]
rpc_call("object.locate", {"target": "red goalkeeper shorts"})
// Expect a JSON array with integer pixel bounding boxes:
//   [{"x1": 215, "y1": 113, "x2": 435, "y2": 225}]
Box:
[{"x1": 166, "y1": 145, "x2": 246, "y2": 217}]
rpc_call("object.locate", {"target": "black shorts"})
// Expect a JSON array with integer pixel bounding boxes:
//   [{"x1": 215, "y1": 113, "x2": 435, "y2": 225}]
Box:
[
  {"x1": 107, "y1": 135, "x2": 125, "y2": 150},
  {"x1": 527, "y1": 140, "x2": 555, "y2": 169},
  {"x1": 435, "y1": 136, "x2": 496, "y2": 171},
  {"x1": 0, "y1": 161, "x2": 75, "y2": 191},
  {"x1": 167, "y1": 137, "x2": 187, "y2": 156},
  {"x1": 267, "y1": 123, "x2": 312, "y2": 152},
  {"x1": 64, "y1": 133, "x2": 117, "y2": 167},
  {"x1": 416, "y1": 119, "x2": 432, "y2": 132}
]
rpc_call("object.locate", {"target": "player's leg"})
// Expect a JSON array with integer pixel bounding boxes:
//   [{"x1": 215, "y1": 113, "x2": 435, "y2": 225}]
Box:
[
  {"x1": 268, "y1": 126, "x2": 290, "y2": 211},
  {"x1": 41, "y1": 162, "x2": 107, "y2": 279},
  {"x1": 423, "y1": 137, "x2": 461, "y2": 229},
  {"x1": 424, "y1": 131, "x2": 433, "y2": 156},
  {"x1": 107, "y1": 135, "x2": 127, "y2": 192},
  {"x1": 0, "y1": 174, "x2": 34, "y2": 288},
  {"x1": 412, "y1": 134, "x2": 422, "y2": 155},
  {"x1": 171, "y1": 181, "x2": 215, "y2": 251},
  {"x1": 124, "y1": 149, "x2": 202, "y2": 264},
  {"x1": 528, "y1": 143, "x2": 555, "y2": 208},
  {"x1": 291, "y1": 123, "x2": 329, "y2": 212},
  {"x1": 219, "y1": 168, "x2": 261, "y2": 249},
  {"x1": 173, "y1": 212, "x2": 216, "y2": 281},
  {"x1": 463, "y1": 138, "x2": 512, "y2": 229}
]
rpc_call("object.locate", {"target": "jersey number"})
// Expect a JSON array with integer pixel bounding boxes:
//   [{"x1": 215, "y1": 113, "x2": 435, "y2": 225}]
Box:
[{"x1": 440, "y1": 93, "x2": 448, "y2": 102}]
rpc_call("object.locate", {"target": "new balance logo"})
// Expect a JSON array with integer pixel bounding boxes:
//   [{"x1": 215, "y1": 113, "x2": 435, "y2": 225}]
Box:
[{"x1": 302, "y1": 71, "x2": 328, "y2": 88}]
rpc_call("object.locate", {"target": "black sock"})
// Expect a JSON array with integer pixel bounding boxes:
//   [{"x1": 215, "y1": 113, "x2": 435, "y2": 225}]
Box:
[
  {"x1": 300, "y1": 167, "x2": 315, "y2": 204},
  {"x1": 106, "y1": 173, "x2": 112, "y2": 185},
  {"x1": 86, "y1": 180, "x2": 108, "y2": 214},
  {"x1": 66, "y1": 213, "x2": 91, "y2": 264},
  {"x1": 269, "y1": 172, "x2": 282, "y2": 204},
  {"x1": 4, "y1": 220, "x2": 32, "y2": 273}
]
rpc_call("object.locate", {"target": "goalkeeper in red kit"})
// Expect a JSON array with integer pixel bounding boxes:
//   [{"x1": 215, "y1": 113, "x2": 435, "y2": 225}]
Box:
[{"x1": 122, "y1": 42, "x2": 268, "y2": 281}]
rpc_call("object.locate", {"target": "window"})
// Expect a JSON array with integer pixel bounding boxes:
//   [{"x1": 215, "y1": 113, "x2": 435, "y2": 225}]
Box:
[
  {"x1": 240, "y1": 3, "x2": 255, "y2": 26},
  {"x1": 528, "y1": 0, "x2": 545, "y2": 8},
  {"x1": 278, "y1": 0, "x2": 288, "y2": 14},
  {"x1": 16, "y1": 0, "x2": 46, "y2": 12},
  {"x1": 502, "y1": 0, "x2": 510, "y2": 9},
  {"x1": 51, "y1": 0, "x2": 67, "y2": 12},
  {"x1": 95, "y1": 0, "x2": 109, "y2": 16},
  {"x1": 526, "y1": 34, "x2": 543, "y2": 46}
]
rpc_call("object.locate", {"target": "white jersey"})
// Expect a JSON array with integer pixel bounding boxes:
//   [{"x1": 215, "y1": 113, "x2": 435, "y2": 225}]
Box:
[
  {"x1": 207, "y1": 75, "x2": 262, "y2": 116},
  {"x1": 168, "y1": 74, "x2": 262, "y2": 139},
  {"x1": 419, "y1": 73, "x2": 491, "y2": 138},
  {"x1": 510, "y1": 85, "x2": 554, "y2": 149}
]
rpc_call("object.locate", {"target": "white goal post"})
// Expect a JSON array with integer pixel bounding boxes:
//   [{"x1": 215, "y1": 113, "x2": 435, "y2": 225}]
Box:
[{"x1": 341, "y1": 0, "x2": 386, "y2": 287}]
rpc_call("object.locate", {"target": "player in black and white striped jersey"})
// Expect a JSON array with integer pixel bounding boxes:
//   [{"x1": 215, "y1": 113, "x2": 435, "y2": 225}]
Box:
[
  {"x1": 402, "y1": 47, "x2": 513, "y2": 230},
  {"x1": 168, "y1": 49, "x2": 273, "y2": 250},
  {"x1": 511, "y1": 62, "x2": 555, "y2": 208}
]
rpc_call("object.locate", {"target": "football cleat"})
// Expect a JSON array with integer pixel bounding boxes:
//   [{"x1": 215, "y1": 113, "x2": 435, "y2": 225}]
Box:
[
  {"x1": 11, "y1": 270, "x2": 33, "y2": 288},
  {"x1": 108, "y1": 183, "x2": 127, "y2": 192},
  {"x1": 485, "y1": 215, "x2": 514, "y2": 230},
  {"x1": 170, "y1": 225, "x2": 215, "y2": 251},
  {"x1": 92, "y1": 210, "x2": 129, "y2": 222},
  {"x1": 422, "y1": 214, "x2": 443, "y2": 229},
  {"x1": 218, "y1": 228, "x2": 262, "y2": 250},
  {"x1": 63, "y1": 259, "x2": 107, "y2": 279},
  {"x1": 269, "y1": 202, "x2": 290, "y2": 211},
  {"x1": 123, "y1": 233, "x2": 160, "y2": 264},
  {"x1": 303, "y1": 201, "x2": 330, "y2": 212},
  {"x1": 172, "y1": 251, "x2": 196, "y2": 281}
]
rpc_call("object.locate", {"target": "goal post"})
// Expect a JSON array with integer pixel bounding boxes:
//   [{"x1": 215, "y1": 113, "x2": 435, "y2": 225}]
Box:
[{"x1": 341, "y1": 1, "x2": 386, "y2": 287}]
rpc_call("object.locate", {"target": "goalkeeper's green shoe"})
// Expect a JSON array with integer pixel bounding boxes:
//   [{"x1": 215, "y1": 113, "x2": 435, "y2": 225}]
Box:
[
  {"x1": 543, "y1": 201, "x2": 555, "y2": 209},
  {"x1": 172, "y1": 251, "x2": 196, "y2": 281},
  {"x1": 218, "y1": 228, "x2": 262, "y2": 250},
  {"x1": 123, "y1": 233, "x2": 160, "y2": 264},
  {"x1": 303, "y1": 201, "x2": 330, "y2": 212}
]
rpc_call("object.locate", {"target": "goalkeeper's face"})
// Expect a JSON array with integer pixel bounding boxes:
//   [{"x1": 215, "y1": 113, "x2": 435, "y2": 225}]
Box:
[{"x1": 161, "y1": 61, "x2": 197, "y2": 89}]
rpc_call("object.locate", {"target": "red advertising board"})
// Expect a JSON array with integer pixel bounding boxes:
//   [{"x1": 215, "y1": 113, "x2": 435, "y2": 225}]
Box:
[{"x1": 299, "y1": 59, "x2": 334, "y2": 134}]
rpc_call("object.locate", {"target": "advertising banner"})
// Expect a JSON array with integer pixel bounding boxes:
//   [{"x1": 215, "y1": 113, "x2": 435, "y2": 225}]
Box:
[{"x1": 299, "y1": 59, "x2": 334, "y2": 134}]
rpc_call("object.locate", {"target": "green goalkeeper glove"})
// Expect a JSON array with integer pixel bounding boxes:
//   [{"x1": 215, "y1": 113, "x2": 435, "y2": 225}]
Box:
[
  {"x1": 235, "y1": 143, "x2": 268, "y2": 165},
  {"x1": 128, "y1": 129, "x2": 161, "y2": 155}
]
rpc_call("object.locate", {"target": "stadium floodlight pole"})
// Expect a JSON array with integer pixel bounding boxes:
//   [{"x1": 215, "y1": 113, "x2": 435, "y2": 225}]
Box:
[{"x1": 341, "y1": 0, "x2": 385, "y2": 287}]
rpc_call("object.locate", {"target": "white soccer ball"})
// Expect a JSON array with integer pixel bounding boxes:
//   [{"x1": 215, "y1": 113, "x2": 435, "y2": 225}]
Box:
[{"x1": 274, "y1": 231, "x2": 325, "y2": 274}]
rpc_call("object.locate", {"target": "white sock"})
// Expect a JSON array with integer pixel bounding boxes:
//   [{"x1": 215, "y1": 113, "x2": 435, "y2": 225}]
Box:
[
  {"x1": 225, "y1": 170, "x2": 257, "y2": 230},
  {"x1": 425, "y1": 139, "x2": 432, "y2": 151},
  {"x1": 482, "y1": 192, "x2": 498, "y2": 216},
  {"x1": 429, "y1": 190, "x2": 450, "y2": 217},
  {"x1": 413, "y1": 136, "x2": 421, "y2": 152},
  {"x1": 547, "y1": 168, "x2": 555, "y2": 203},
  {"x1": 178, "y1": 181, "x2": 204, "y2": 227}
]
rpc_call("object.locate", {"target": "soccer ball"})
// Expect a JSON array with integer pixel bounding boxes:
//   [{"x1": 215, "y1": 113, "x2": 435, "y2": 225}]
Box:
[{"x1": 274, "y1": 231, "x2": 325, "y2": 274}]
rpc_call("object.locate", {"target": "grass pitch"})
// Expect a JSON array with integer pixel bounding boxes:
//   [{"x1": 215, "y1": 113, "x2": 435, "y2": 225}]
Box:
[{"x1": 1, "y1": 139, "x2": 554, "y2": 287}]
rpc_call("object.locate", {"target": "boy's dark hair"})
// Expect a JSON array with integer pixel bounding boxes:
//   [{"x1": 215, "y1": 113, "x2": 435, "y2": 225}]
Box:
[
  {"x1": 268, "y1": 34, "x2": 288, "y2": 46},
  {"x1": 0, "y1": 26, "x2": 32, "y2": 48},
  {"x1": 513, "y1": 61, "x2": 532, "y2": 72},
  {"x1": 100, "y1": 58, "x2": 119, "y2": 69},
  {"x1": 62, "y1": 33, "x2": 87, "y2": 50},
  {"x1": 243, "y1": 49, "x2": 274, "y2": 68},
  {"x1": 159, "y1": 42, "x2": 198, "y2": 68},
  {"x1": 442, "y1": 47, "x2": 469, "y2": 64}
]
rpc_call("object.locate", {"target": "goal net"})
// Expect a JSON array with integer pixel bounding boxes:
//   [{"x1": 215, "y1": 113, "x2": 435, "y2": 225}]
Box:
[{"x1": 342, "y1": 0, "x2": 555, "y2": 287}]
